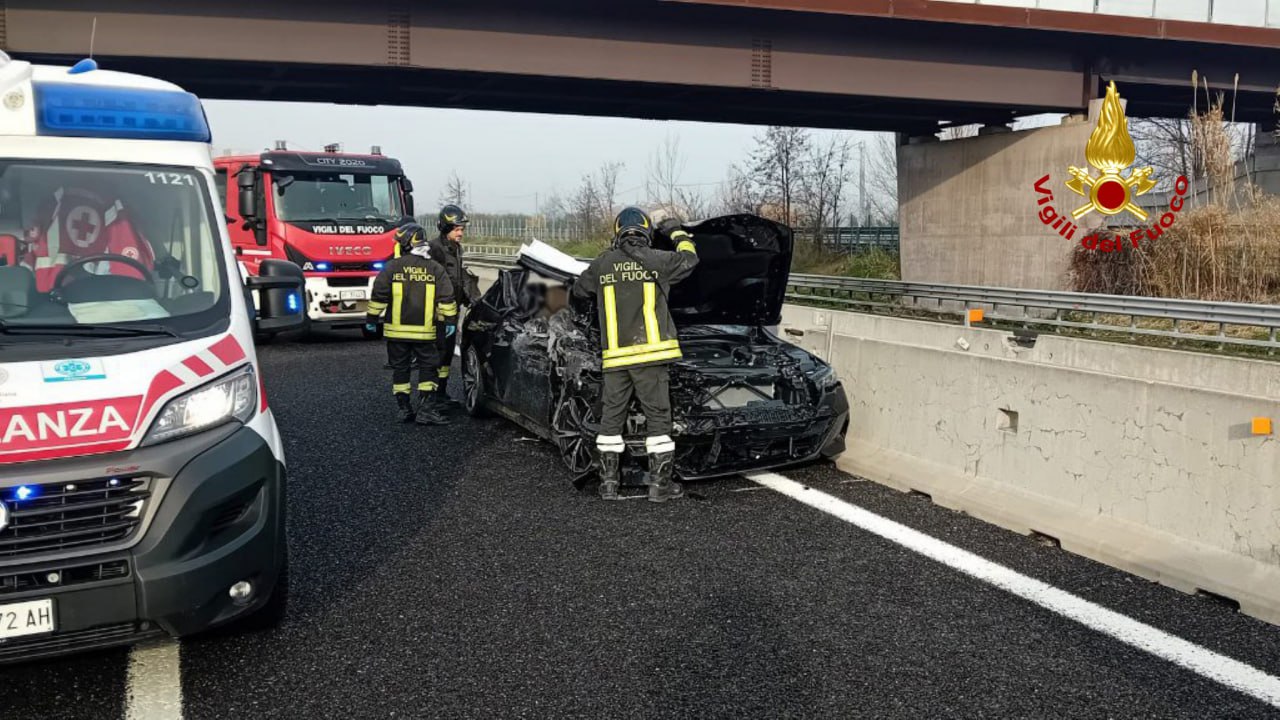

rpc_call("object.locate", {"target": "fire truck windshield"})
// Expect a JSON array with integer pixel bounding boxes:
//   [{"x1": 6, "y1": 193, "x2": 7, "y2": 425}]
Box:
[
  {"x1": 271, "y1": 172, "x2": 404, "y2": 223},
  {"x1": 0, "y1": 161, "x2": 229, "y2": 342}
]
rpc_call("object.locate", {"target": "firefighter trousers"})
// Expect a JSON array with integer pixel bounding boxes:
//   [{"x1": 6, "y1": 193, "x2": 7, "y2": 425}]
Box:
[
  {"x1": 599, "y1": 365, "x2": 672, "y2": 437},
  {"x1": 387, "y1": 341, "x2": 441, "y2": 395},
  {"x1": 436, "y1": 321, "x2": 457, "y2": 387}
]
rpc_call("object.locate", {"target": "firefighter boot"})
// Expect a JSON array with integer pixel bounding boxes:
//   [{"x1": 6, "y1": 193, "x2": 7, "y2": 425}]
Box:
[
  {"x1": 395, "y1": 393, "x2": 415, "y2": 423},
  {"x1": 647, "y1": 451, "x2": 682, "y2": 502},
  {"x1": 434, "y1": 383, "x2": 462, "y2": 412},
  {"x1": 598, "y1": 452, "x2": 621, "y2": 500},
  {"x1": 414, "y1": 394, "x2": 450, "y2": 426}
]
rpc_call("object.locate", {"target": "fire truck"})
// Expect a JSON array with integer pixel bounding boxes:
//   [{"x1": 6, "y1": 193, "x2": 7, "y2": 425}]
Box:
[{"x1": 213, "y1": 144, "x2": 415, "y2": 336}]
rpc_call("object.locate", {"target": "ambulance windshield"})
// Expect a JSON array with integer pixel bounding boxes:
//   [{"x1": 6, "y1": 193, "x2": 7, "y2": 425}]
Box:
[{"x1": 0, "y1": 161, "x2": 227, "y2": 337}]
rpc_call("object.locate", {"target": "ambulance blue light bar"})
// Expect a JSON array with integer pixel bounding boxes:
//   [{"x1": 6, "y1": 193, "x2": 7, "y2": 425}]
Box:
[{"x1": 34, "y1": 82, "x2": 212, "y2": 143}]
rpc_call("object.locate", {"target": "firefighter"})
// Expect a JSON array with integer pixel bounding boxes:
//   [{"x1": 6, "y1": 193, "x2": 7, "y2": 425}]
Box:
[
  {"x1": 365, "y1": 222, "x2": 458, "y2": 425},
  {"x1": 427, "y1": 204, "x2": 481, "y2": 411},
  {"x1": 571, "y1": 207, "x2": 699, "y2": 502}
]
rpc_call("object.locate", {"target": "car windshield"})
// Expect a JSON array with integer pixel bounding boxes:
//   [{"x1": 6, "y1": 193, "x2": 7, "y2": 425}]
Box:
[
  {"x1": 0, "y1": 160, "x2": 227, "y2": 336},
  {"x1": 272, "y1": 172, "x2": 403, "y2": 222}
]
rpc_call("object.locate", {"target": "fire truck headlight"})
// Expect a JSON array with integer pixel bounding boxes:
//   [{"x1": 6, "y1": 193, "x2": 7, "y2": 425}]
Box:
[{"x1": 142, "y1": 366, "x2": 258, "y2": 446}]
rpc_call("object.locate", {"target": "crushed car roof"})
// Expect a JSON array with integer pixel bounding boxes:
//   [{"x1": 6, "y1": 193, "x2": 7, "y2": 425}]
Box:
[{"x1": 515, "y1": 214, "x2": 794, "y2": 327}]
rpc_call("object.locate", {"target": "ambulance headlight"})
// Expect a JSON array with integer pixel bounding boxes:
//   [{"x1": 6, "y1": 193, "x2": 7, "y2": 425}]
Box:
[{"x1": 142, "y1": 366, "x2": 257, "y2": 446}]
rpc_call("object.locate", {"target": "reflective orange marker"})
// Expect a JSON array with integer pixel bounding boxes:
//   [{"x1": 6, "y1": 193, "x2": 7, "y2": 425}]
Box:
[
  {"x1": 967, "y1": 309, "x2": 985, "y2": 324},
  {"x1": 1252, "y1": 417, "x2": 1272, "y2": 435}
]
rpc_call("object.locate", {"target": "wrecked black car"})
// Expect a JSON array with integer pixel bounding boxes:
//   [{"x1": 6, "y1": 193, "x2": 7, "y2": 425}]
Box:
[{"x1": 460, "y1": 214, "x2": 848, "y2": 486}]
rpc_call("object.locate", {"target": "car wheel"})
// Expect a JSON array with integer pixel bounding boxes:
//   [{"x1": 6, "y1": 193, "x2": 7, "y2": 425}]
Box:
[
  {"x1": 551, "y1": 388, "x2": 597, "y2": 477},
  {"x1": 462, "y1": 345, "x2": 489, "y2": 417}
]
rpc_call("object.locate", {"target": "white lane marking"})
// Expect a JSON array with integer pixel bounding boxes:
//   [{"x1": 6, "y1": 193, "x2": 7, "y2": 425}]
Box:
[
  {"x1": 125, "y1": 639, "x2": 184, "y2": 720},
  {"x1": 455, "y1": 345, "x2": 462, "y2": 357},
  {"x1": 748, "y1": 471, "x2": 1280, "y2": 710}
]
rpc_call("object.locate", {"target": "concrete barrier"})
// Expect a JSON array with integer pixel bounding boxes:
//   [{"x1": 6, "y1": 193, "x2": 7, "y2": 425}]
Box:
[
  {"x1": 778, "y1": 305, "x2": 1280, "y2": 626},
  {"x1": 474, "y1": 258, "x2": 1280, "y2": 625}
]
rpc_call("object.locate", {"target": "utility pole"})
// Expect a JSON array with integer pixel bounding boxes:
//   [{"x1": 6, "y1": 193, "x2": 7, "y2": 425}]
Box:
[{"x1": 859, "y1": 141, "x2": 867, "y2": 227}]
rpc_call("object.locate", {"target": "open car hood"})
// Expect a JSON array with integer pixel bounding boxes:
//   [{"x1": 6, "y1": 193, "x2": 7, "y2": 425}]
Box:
[{"x1": 515, "y1": 214, "x2": 794, "y2": 327}]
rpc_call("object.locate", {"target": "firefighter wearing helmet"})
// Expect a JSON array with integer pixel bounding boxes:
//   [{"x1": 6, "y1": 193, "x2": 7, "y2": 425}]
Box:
[
  {"x1": 365, "y1": 221, "x2": 457, "y2": 425},
  {"x1": 571, "y1": 206, "x2": 699, "y2": 502},
  {"x1": 427, "y1": 204, "x2": 481, "y2": 411}
]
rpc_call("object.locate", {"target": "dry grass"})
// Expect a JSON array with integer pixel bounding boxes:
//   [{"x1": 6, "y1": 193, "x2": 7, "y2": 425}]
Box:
[{"x1": 1069, "y1": 89, "x2": 1280, "y2": 304}]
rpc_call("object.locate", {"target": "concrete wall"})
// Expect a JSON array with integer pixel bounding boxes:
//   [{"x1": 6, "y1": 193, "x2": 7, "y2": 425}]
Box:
[
  {"x1": 779, "y1": 304, "x2": 1280, "y2": 625},
  {"x1": 898, "y1": 119, "x2": 1095, "y2": 289}
]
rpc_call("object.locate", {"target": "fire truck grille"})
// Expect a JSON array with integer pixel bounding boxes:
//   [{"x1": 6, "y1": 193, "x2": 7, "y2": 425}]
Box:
[{"x1": 0, "y1": 477, "x2": 151, "y2": 560}]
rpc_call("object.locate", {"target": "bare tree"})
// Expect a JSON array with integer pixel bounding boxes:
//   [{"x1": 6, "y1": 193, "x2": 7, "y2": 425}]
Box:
[
  {"x1": 797, "y1": 136, "x2": 853, "y2": 241},
  {"x1": 865, "y1": 134, "x2": 899, "y2": 225},
  {"x1": 749, "y1": 126, "x2": 810, "y2": 226},
  {"x1": 571, "y1": 174, "x2": 601, "y2": 236},
  {"x1": 675, "y1": 186, "x2": 710, "y2": 220},
  {"x1": 541, "y1": 190, "x2": 568, "y2": 222},
  {"x1": 1131, "y1": 115, "x2": 1253, "y2": 193},
  {"x1": 596, "y1": 161, "x2": 624, "y2": 227},
  {"x1": 714, "y1": 165, "x2": 762, "y2": 216},
  {"x1": 439, "y1": 170, "x2": 468, "y2": 208},
  {"x1": 645, "y1": 134, "x2": 685, "y2": 212}
]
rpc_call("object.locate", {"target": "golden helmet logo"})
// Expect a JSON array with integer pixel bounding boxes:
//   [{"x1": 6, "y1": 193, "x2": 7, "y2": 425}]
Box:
[
  {"x1": 1066, "y1": 81, "x2": 1155, "y2": 222},
  {"x1": 1031, "y1": 81, "x2": 1189, "y2": 253}
]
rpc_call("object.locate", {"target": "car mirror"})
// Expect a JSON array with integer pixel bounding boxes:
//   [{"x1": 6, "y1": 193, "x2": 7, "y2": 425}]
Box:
[{"x1": 247, "y1": 259, "x2": 305, "y2": 333}]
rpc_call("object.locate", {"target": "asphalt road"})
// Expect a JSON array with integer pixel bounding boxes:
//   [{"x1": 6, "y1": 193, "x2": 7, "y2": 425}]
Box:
[{"x1": 4, "y1": 332, "x2": 1280, "y2": 719}]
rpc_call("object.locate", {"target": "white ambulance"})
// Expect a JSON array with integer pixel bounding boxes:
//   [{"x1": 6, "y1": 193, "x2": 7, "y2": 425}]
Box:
[{"x1": 0, "y1": 52, "x2": 304, "y2": 663}]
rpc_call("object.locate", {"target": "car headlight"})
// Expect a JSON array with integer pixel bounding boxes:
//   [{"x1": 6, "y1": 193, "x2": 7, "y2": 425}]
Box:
[
  {"x1": 810, "y1": 364, "x2": 840, "y2": 391},
  {"x1": 142, "y1": 366, "x2": 257, "y2": 446}
]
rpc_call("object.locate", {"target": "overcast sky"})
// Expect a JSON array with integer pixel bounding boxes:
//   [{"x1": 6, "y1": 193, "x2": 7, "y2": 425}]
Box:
[{"x1": 202, "y1": 99, "x2": 886, "y2": 215}]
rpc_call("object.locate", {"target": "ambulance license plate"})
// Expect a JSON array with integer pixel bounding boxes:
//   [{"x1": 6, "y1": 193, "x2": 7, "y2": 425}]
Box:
[
  {"x1": 0, "y1": 598, "x2": 54, "y2": 640},
  {"x1": 340, "y1": 290, "x2": 366, "y2": 300}
]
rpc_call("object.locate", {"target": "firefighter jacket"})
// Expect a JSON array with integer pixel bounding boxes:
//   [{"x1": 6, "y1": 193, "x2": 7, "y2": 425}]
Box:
[
  {"x1": 366, "y1": 252, "x2": 458, "y2": 342},
  {"x1": 428, "y1": 235, "x2": 480, "y2": 307},
  {"x1": 572, "y1": 233, "x2": 699, "y2": 371}
]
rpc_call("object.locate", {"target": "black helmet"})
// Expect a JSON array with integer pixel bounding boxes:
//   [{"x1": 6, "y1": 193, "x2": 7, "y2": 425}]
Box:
[
  {"x1": 613, "y1": 206, "x2": 652, "y2": 245},
  {"x1": 395, "y1": 221, "x2": 427, "y2": 252},
  {"x1": 437, "y1": 205, "x2": 470, "y2": 234}
]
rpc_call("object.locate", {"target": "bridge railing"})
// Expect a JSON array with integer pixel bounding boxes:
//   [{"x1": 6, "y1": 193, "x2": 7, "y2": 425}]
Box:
[
  {"x1": 931, "y1": 0, "x2": 1280, "y2": 29},
  {"x1": 466, "y1": 244, "x2": 1280, "y2": 353}
]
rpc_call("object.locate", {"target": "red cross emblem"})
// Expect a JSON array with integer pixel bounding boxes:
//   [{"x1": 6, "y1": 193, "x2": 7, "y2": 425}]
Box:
[{"x1": 65, "y1": 206, "x2": 103, "y2": 250}]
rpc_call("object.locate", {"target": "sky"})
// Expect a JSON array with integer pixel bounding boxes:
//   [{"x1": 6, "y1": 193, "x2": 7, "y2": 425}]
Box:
[{"x1": 202, "y1": 100, "x2": 885, "y2": 215}]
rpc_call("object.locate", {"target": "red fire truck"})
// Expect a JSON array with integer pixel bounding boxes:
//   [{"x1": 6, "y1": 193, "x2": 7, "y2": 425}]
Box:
[{"x1": 214, "y1": 144, "x2": 415, "y2": 337}]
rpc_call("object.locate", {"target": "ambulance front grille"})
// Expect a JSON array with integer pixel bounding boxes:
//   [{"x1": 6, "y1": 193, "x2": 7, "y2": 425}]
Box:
[{"x1": 0, "y1": 477, "x2": 151, "y2": 560}]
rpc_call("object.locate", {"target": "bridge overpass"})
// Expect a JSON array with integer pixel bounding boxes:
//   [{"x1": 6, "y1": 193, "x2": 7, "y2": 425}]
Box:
[{"x1": 6, "y1": 0, "x2": 1280, "y2": 133}]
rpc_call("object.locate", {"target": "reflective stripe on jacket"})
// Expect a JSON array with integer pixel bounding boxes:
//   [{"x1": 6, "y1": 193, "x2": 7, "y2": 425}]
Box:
[
  {"x1": 366, "y1": 253, "x2": 457, "y2": 341},
  {"x1": 572, "y1": 232, "x2": 698, "y2": 371}
]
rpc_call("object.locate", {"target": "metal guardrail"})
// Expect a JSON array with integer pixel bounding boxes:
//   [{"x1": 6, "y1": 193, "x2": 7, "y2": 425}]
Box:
[
  {"x1": 801, "y1": 226, "x2": 899, "y2": 253},
  {"x1": 466, "y1": 244, "x2": 1280, "y2": 352}
]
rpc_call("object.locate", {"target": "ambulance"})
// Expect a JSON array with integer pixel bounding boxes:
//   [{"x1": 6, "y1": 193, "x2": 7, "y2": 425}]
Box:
[{"x1": 0, "y1": 52, "x2": 304, "y2": 663}]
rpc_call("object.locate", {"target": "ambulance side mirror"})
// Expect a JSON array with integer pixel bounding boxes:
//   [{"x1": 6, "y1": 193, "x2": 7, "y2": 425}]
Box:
[{"x1": 247, "y1": 259, "x2": 305, "y2": 333}]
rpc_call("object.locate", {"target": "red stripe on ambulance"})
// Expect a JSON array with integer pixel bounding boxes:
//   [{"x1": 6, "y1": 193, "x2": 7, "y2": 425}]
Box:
[
  {"x1": 207, "y1": 335, "x2": 246, "y2": 366},
  {"x1": 182, "y1": 355, "x2": 215, "y2": 378},
  {"x1": 0, "y1": 397, "x2": 143, "y2": 456}
]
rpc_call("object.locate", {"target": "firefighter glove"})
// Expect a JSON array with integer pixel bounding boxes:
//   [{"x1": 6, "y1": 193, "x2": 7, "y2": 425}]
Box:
[{"x1": 656, "y1": 217, "x2": 684, "y2": 237}]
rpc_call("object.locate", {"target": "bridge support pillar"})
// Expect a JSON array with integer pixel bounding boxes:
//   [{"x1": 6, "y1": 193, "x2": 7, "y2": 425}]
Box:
[{"x1": 898, "y1": 120, "x2": 1094, "y2": 289}]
